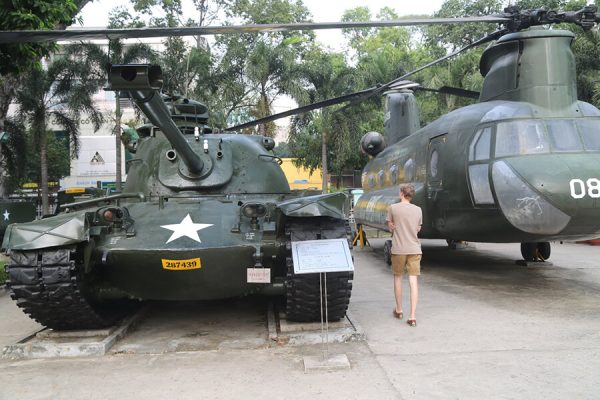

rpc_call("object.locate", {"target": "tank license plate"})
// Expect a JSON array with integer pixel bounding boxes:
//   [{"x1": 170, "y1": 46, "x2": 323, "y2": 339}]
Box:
[{"x1": 161, "y1": 258, "x2": 202, "y2": 270}]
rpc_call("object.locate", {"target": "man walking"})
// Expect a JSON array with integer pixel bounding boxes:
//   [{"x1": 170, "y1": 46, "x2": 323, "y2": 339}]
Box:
[{"x1": 386, "y1": 184, "x2": 422, "y2": 327}]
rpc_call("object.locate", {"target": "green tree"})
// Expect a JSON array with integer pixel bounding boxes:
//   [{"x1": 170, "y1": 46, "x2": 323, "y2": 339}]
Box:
[
  {"x1": 285, "y1": 48, "x2": 364, "y2": 191},
  {"x1": 13, "y1": 56, "x2": 103, "y2": 215},
  {"x1": 0, "y1": 0, "x2": 82, "y2": 75},
  {"x1": 23, "y1": 130, "x2": 71, "y2": 185},
  {"x1": 0, "y1": 120, "x2": 27, "y2": 194},
  {"x1": 70, "y1": 8, "x2": 158, "y2": 191},
  {"x1": 208, "y1": 0, "x2": 314, "y2": 134},
  {"x1": 0, "y1": 0, "x2": 91, "y2": 195}
]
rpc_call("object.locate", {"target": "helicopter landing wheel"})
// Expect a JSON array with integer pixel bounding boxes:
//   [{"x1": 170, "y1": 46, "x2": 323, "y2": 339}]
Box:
[
  {"x1": 537, "y1": 242, "x2": 551, "y2": 260},
  {"x1": 383, "y1": 240, "x2": 392, "y2": 266},
  {"x1": 520, "y1": 242, "x2": 551, "y2": 262}
]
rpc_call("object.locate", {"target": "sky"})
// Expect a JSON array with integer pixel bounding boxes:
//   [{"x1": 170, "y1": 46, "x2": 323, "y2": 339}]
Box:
[
  {"x1": 78, "y1": 0, "x2": 447, "y2": 122},
  {"x1": 79, "y1": 0, "x2": 447, "y2": 50}
]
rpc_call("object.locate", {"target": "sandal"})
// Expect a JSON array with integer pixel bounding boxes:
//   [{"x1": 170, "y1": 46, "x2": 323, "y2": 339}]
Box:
[
  {"x1": 406, "y1": 319, "x2": 417, "y2": 327},
  {"x1": 393, "y1": 309, "x2": 403, "y2": 319}
]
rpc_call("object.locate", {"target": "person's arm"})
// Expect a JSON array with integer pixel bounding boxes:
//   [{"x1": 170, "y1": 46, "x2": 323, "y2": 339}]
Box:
[
  {"x1": 417, "y1": 209, "x2": 422, "y2": 233},
  {"x1": 388, "y1": 220, "x2": 396, "y2": 232},
  {"x1": 387, "y1": 207, "x2": 395, "y2": 232}
]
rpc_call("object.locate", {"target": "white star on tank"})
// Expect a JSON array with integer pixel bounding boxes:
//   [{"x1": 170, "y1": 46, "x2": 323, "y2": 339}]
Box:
[
  {"x1": 2, "y1": 210, "x2": 9, "y2": 221},
  {"x1": 160, "y1": 214, "x2": 213, "y2": 244}
]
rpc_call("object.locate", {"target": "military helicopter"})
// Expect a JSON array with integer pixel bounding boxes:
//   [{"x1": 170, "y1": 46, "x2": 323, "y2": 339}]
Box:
[
  {"x1": 1, "y1": 5, "x2": 600, "y2": 330},
  {"x1": 226, "y1": 5, "x2": 600, "y2": 264}
]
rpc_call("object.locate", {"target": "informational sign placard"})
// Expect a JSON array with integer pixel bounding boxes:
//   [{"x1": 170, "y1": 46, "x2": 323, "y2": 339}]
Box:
[
  {"x1": 291, "y1": 239, "x2": 354, "y2": 274},
  {"x1": 247, "y1": 268, "x2": 271, "y2": 283}
]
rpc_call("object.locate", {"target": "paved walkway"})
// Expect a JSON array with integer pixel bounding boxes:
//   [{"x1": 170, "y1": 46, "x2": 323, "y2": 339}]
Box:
[{"x1": 1, "y1": 240, "x2": 599, "y2": 399}]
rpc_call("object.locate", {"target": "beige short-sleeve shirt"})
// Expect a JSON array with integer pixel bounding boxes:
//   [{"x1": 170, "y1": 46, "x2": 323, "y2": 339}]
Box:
[{"x1": 386, "y1": 202, "x2": 422, "y2": 255}]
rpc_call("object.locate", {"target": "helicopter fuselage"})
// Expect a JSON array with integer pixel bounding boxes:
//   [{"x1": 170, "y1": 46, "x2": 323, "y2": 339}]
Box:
[{"x1": 355, "y1": 99, "x2": 600, "y2": 243}]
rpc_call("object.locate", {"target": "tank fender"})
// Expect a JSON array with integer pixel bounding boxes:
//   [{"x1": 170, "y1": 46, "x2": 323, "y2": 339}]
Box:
[
  {"x1": 277, "y1": 192, "x2": 347, "y2": 219},
  {"x1": 2, "y1": 211, "x2": 91, "y2": 251}
]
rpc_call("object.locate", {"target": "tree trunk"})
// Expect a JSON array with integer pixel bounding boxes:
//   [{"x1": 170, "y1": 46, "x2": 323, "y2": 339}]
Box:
[
  {"x1": 115, "y1": 97, "x2": 122, "y2": 191},
  {"x1": 322, "y1": 129, "x2": 328, "y2": 194},
  {"x1": 0, "y1": 75, "x2": 17, "y2": 198},
  {"x1": 40, "y1": 128, "x2": 49, "y2": 216}
]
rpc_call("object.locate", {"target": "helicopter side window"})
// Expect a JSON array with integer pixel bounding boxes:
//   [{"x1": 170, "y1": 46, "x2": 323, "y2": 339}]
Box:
[
  {"x1": 469, "y1": 127, "x2": 492, "y2": 161},
  {"x1": 546, "y1": 120, "x2": 583, "y2": 152},
  {"x1": 390, "y1": 164, "x2": 398, "y2": 184},
  {"x1": 429, "y1": 151, "x2": 439, "y2": 179},
  {"x1": 368, "y1": 175, "x2": 376, "y2": 188},
  {"x1": 468, "y1": 164, "x2": 494, "y2": 205},
  {"x1": 495, "y1": 120, "x2": 549, "y2": 157},
  {"x1": 404, "y1": 158, "x2": 415, "y2": 182},
  {"x1": 378, "y1": 170, "x2": 385, "y2": 186},
  {"x1": 576, "y1": 120, "x2": 600, "y2": 151}
]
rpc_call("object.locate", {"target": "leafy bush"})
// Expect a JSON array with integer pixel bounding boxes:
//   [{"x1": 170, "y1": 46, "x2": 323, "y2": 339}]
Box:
[{"x1": 0, "y1": 255, "x2": 8, "y2": 285}]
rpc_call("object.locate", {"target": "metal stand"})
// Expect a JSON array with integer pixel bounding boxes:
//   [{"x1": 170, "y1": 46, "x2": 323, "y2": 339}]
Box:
[
  {"x1": 352, "y1": 224, "x2": 370, "y2": 248},
  {"x1": 319, "y1": 272, "x2": 329, "y2": 360},
  {"x1": 303, "y1": 272, "x2": 350, "y2": 372}
]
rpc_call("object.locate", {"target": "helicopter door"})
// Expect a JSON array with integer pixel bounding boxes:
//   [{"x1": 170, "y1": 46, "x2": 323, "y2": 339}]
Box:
[{"x1": 427, "y1": 135, "x2": 447, "y2": 232}]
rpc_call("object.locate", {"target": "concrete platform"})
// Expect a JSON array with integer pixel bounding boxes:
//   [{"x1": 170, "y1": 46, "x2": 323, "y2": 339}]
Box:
[
  {"x1": 2, "y1": 309, "x2": 145, "y2": 360},
  {"x1": 303, "y1": 353, "x2": 351, "y2": 372},
  {"x1": 269, "y1": 306, "x2": 365, "y2": 346}
]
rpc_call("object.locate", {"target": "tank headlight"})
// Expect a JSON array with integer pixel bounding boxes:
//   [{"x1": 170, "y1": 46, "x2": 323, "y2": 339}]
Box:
[
  {"x1": 103, "y1": 210, "x2": 114, "y2": 221},
  {"x1": 241, "y1": 203, "x2": 267, "y2": 218},
  {"x1": 99, "y1": 207, "x2": 124, "y2": 222}
]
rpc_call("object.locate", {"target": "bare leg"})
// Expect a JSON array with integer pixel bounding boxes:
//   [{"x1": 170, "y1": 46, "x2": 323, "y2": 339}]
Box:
[
  {"x1": 394, "y1": 274, "x2": 403, "y2": 314},
  {"x1": 408, "y1": 275, "x2": 418, "y2": 320}
]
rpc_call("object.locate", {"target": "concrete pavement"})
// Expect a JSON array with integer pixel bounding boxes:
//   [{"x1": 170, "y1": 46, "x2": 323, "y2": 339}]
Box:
[{"x1": 0, "y1": 239, "x2": 599, "y2": 399}]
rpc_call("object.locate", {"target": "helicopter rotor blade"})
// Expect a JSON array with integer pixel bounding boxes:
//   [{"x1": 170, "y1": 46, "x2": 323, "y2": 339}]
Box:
[
  {"x1": 417, "y1": 86, "x2": 480, "y2": 99},
  {"x1": 225, "y1": 87, "x2": 379, "y2": 131},
  {"x1": 0, "y1": 16, "x2": 509, "y2": 44},
  {"x1": 348, "y1": 29, "x2": 506, "y2": 106},
  {"x1": 226, "y1": 29, "x2": 502, "y2": 131}
]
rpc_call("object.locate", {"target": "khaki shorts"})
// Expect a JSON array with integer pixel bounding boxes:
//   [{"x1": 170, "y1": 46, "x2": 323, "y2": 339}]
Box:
[{"x1": 391, "y1": 254, "x2": 422, "y2": 276}]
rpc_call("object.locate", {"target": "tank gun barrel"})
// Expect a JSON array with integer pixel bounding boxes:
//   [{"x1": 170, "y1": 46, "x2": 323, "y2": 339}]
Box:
[{"x1": 107, "y1": 64, "x2": 204, "y2": 175}]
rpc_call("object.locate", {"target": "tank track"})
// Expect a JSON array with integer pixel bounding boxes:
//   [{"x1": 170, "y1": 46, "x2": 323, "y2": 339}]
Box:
[
  {"x1": 284, "y1": 218, "x2": 353, "y2": 322},
  {"x1": 6, "y1": 248, "x2": 117, "y2": 330}
]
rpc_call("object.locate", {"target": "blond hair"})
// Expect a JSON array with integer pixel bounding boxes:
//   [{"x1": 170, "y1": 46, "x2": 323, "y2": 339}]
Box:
[{"x1": 400, "y1": 184, "x2": 416, "y2": 200}]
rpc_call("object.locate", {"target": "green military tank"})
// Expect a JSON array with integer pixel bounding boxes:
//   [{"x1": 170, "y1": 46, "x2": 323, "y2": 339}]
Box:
[{"x1": 1, "y1": 64, "x2": 353, "y2": 330}]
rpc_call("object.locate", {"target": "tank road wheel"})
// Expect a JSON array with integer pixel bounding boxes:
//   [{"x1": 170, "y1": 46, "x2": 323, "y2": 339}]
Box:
[
  {"x1": 285, "y1": 218, "x2": 353, "y2": 322},
  {"x1": 383, "y1": 239, "x2": 392, "y2": 266},
  {"x1": 6, "y1": 247, "x2": 134, "y2": 331}
]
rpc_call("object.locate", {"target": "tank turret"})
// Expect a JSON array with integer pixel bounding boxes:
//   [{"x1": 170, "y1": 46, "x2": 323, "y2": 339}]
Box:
[{"x1": 108, "y1": 64, "x2": 205, "y2": 176}]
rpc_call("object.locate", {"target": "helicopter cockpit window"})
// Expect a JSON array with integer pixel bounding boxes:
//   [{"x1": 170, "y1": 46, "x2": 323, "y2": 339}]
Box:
[
  {"x1": 546, "y1": 120, "x2": 583, "y2": 152},
  {"x1": 368, "y1": 175, "x2": 375, "y2": 188},
  {"x1": 576, "y1": 119, "x2": 600, "y2": 151},
  {"x1": 495, "y1": 120, "x2": 549, "y2": 157},
  {"x1": 469, "y1": 127, "x2": 492, "y2": 161}
]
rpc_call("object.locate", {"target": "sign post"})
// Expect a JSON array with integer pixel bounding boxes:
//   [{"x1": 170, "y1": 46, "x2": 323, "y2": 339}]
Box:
[{"x1": 291, "y1": 238, "x2": 354, "y2": 371}]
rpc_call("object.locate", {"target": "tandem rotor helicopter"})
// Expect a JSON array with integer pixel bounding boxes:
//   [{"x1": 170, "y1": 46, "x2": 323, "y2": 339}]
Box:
[
  {"x1": 226, "y1": 4, "x2": 600, "y2": 263},
  {"x1": 1, "y1": 4, "x2": 600, "y2": 330}
]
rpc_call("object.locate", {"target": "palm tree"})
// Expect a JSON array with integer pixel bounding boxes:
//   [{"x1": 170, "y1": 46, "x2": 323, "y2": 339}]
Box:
[
  {"x1": 14, "y1": 55, "x2": 103, "y2": 215},
  {"x1": 70, "y1": 40, "x2": 156, "y2": 191},
  {"x1": 284, "y1": 48, "x2": 357, "y2": 192}
]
